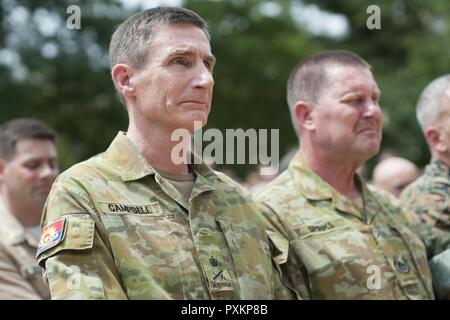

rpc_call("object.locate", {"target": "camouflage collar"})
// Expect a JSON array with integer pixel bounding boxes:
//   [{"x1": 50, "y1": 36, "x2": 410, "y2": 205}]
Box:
[
  {"x1": 288, "y1": 159, "x2": 333, "y2": 200},
  {"x1": 428, "y1": 159, "x2": 450, "y2": 179},
  {"x1": 107, "y1": 132, "x2": 156, "y2": 181},
  {"x1": 107, "y1": 132, "x2": 220, "y2": 186},
  {"x1": 288, "y1": 159, "x2": 374, "y2": 220}
]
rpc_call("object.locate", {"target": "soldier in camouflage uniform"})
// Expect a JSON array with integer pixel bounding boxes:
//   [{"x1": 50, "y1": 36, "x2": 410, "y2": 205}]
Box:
[
  {"x1": 0, "y1": 118, "x2": 58, "y2": 299},
  {"x1": 255, "y1": 51, "x2": 450, "y2": 299},
  {"x1": 400, "y1": 75, "x2": 450, "y2": 233},
  {"x1": 37, "y1": 7, "x2": 294, "y2": 300}
]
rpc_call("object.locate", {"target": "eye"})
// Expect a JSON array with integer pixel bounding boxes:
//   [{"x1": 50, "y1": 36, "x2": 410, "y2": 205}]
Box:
[
  {"x1": 171, "y1": 57, "x2": 189, "y2": 66},
  {"x1": 203, "y1": 60, "x2": 213, "y2": 70},
  {"x1": 48, "y1": 159, "x2": 58, "y2": 170},
  {"x1": 345, "y1": 97, "x2": 363, "y2": 105},
  {"x1": 23, "y1": 160, "x2": 40, "y2": 170}
]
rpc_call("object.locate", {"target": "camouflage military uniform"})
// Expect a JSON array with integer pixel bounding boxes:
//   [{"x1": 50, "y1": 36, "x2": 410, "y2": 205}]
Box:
[
  {"x1": 256, "y1": 159, "x2": 450, "y2": 299},
  {"x1": 400, "y1": 159, "x2": 450, "y2": 232},
  {"x1": 37, "y1": 132, "x2": 293, "y2": 300}
]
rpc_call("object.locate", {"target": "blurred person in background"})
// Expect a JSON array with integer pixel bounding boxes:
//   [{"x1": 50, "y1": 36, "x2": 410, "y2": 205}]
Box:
[
  {"x1": 400, "y1": 75, "x2": 450, "y2": 233},
  {"x1": 0, "y1": 118, "x2": 58, "y2": 299},
  {"x1": 372, "y1": 156, "x2": 420, "y2": 197}
]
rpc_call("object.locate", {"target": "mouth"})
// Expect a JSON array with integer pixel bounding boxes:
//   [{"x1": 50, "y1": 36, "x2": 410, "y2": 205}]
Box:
[
  {"x1": 181, "y1": 100, "x2": 208, "y2": 109},
  {"x1": 357, "y1": 127, "x2": 378, "y2": 133},
  {"x1": 355, "y1": 124, "x2": 380, "y2": 135}
]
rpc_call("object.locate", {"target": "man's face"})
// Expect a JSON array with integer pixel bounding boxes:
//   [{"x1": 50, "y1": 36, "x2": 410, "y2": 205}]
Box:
[
  {"x1": 310, "y1": 65, "x2": 383, "y2": 164},
  {"x1": 0, "y1": 138, "x2": 59, "y2": 210},
  {"x1": 437, "y1": 99, "x2": 450, "y2": 160},
  {"x1": 130, "y1": 24, "x2": 215, "y2": 133}
]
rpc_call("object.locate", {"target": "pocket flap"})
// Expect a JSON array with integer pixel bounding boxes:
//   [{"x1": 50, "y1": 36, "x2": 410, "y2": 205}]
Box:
[
  {"x1": 267, "y1": 230, "x2": 289, "y2": 265},
  {"x1": 36, "y1": 215, "x2": 95, "y2": 265}
]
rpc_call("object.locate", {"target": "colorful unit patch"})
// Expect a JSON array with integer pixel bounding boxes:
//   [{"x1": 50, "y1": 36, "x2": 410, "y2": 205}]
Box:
[{"x1": 36, "y1": 219, "x2": 66, "y2": 256}]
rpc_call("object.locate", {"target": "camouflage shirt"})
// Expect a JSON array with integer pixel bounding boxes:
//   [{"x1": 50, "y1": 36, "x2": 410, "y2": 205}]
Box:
[
  {"x1": 37, "y1": 132, "x2": 293, "y2": 300},
  {"x1": 255, "y1": 159, "x2": 438, "y2": 300},
  {"x1": 400, "y1": 159, "x2": 450, "y2": 232}
]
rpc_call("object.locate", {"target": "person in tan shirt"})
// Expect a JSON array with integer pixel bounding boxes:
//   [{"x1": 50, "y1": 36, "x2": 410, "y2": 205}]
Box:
[{"x1": 0, "y1": 118, "x2": 59, "y2": 299}]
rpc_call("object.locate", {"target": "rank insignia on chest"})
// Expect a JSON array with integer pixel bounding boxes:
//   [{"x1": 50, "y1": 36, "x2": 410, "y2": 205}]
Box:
[
  {"x1": 210, "y1": 269, "x2": 233, "y2": 291},
  {"x1": 37, "y1": 219, "x2": 66, "y2": 256}
]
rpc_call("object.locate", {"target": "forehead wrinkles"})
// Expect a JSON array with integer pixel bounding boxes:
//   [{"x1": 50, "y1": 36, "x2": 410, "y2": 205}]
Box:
[
  {"x1": 325, "y1": 65, "x2": 377, "y2": 96},
  {"x1": 150, "y1": 25, "x2": 210, "y2": 55},
  {"x1": 13, "y1": 140, "x2": 56, "y2": 158}
]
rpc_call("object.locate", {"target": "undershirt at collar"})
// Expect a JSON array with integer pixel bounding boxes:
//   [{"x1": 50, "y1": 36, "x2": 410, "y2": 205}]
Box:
[{"x1": 156, "y1": 168, "x2": 196, "y2": 206}]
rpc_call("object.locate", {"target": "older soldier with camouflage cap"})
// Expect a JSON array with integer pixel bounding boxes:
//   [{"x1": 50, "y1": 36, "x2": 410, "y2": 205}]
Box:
[
  {"x1": 400, "y1": 75, "x2": 450, "y2": 233},
  {"x1": 36, "y1": 7, "x2": 294, "y2": 300},
  {"x1": 256, "y1": 51, "x2": 450, "y2": 299}
]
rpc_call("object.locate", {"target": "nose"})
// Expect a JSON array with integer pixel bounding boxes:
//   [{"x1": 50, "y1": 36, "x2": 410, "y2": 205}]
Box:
[
  {"x1": 40, "y1": 163, "x2": 58, "y2": 180},
  {"x1": 192, "y1": 63, "x2": 214, "y2": 89},
  {"x1": 362, "y1": 99, "x2": 382, "y2": 119}
]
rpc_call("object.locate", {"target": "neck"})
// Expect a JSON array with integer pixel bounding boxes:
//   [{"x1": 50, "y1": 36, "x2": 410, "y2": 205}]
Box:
[
  {"x1": 434, "y1": 152, "x2": 450, "y2": 168},
  {"x1": 1, "y1": 192, "x2": 41, "y2": 227},
  {"x1": 298, "y1": 148, "x2": 362, "y2": 199},
  {"x1": 126, "y1": 119, "x2": 190, "y2": 175}
]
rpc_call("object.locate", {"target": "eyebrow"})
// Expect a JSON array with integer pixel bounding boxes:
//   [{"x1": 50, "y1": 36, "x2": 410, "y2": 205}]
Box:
[
  {"x1": 339, "y1": 88, "x2": 381, "y2": 98},
  {"x1": 168, "y1": 49, "x2": 216, "y2": 65}
]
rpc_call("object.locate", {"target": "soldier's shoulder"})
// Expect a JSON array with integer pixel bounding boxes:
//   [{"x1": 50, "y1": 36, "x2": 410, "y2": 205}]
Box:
[
  {"x1": 56, "y1": 151, "x2": 113, "y2": 184},
  {"x1": 255, "y1": 170, "x2": 297, "y2": 203},
  {"x1": 367, "y1": 184, "x2": 400, "y2": 207},
  {"x1": 404, "y1": 167, "x2": 447, "y2": 196},
  {"x1": 400, "y1": 171, "x2": 447, "y2": 207},
  {"x1": 367, "y1": 184, "x2": 409, "y2": 220},
  {"x1": 214, "y1": 171, "x2": 247, "y2": 194},
  {"x1": 399, "y1": 179, "x2": 422, "y2": 207}
]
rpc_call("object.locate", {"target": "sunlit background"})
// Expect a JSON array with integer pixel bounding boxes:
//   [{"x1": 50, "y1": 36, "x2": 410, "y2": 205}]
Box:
[{"x1": 1, "y1": 0, "x2": 449, "y2": 180}]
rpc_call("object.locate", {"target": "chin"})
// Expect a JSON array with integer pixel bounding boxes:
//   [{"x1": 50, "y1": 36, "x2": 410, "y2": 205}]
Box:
[
  {"x1": 366, "y1": 144, "x2": 381, "y2": 158},
  {"x1": 181, "y1": 116, "x2": 208, "y2": 133},
  {"x1": 353, "y1": 143, "x2": 380, "y2": 162}
]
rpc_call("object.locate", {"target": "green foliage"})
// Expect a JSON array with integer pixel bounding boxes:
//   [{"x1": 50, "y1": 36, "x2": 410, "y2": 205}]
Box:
[
  {"x1": 1, "y1": 0, "x2": 449, "y2": 178},
  {"x1": 301, "y1": 0, "x2": 450, "y2": 175}
]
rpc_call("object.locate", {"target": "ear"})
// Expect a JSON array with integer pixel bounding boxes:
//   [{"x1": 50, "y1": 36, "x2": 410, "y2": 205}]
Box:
[
  {"x1": 0, "y1": 159, "x2": 5, "y2": 183},
  {"x1": 426, "y1": 127, "x2": 447, "y2": 153},
  {"x1": 294, "y1": 101, "x2": 315, "y2": 131},
  {"x1": 111, "y1": 64, "x2": 135, "y2": 100}
]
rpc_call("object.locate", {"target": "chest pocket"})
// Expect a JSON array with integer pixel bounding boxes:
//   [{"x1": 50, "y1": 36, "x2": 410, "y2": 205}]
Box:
[
  {"x1": 215, "y1": 218, "x2": 274, "y2": 299},
  {"x1": 386, "y1": 222, "x2": 434, "y2": 299},
  {"x1": 290, "y1": 217, "x2": 394, "y2": 299},
  {"x1": 194, "y1": 224, "x2": 240, "y2": 300},
  {"x1": 99, "y1": 211, "x2": 191, "y2": 299}
]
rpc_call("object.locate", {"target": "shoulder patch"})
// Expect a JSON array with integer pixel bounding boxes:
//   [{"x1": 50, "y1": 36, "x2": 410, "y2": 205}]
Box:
[{"x1": 37, "y1": 219, "x2": 66, "y2": 256}]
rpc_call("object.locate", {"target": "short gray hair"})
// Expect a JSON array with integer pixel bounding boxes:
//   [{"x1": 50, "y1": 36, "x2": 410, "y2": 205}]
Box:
[
  {"x1": 416, "y1": 75, "x2": 450, "y2": 133},
  {"x1": 286, "y1": 50, "x2": 370, "y2": 135},
  {"x1": 110, "y1": 7, "x2": 209, "y2": 70},
  {"x1": 109, "y1": 7, "x2": 210, "y2": 105}
]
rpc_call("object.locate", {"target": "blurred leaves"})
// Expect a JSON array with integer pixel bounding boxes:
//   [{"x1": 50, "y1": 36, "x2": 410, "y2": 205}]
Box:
[{"x1": 1, "y1": 0, "x2": 449, "y2": 178}]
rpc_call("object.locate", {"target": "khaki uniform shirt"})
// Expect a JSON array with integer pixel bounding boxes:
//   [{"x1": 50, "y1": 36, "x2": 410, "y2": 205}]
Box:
[
  {"x1": 255, "y1": 159, "x2": 449, "y2": 300},
  {"x1": 0, "y1": 201, "x2": 50, "y2": 299},
  {"x1": 37, "y1": 132, "x2": 294, "y2": 300}
]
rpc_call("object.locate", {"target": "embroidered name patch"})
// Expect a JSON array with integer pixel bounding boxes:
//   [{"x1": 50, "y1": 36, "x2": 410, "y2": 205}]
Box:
[
  {"x1": 37, "y1": 219, "x2": 66, "y2": 256},
  {"x1": 100, "y1": 202, "x2": 164, "y2": 215},
  {"x1": 307, "y1": 222, "x2": 335, "y2": 233}
]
